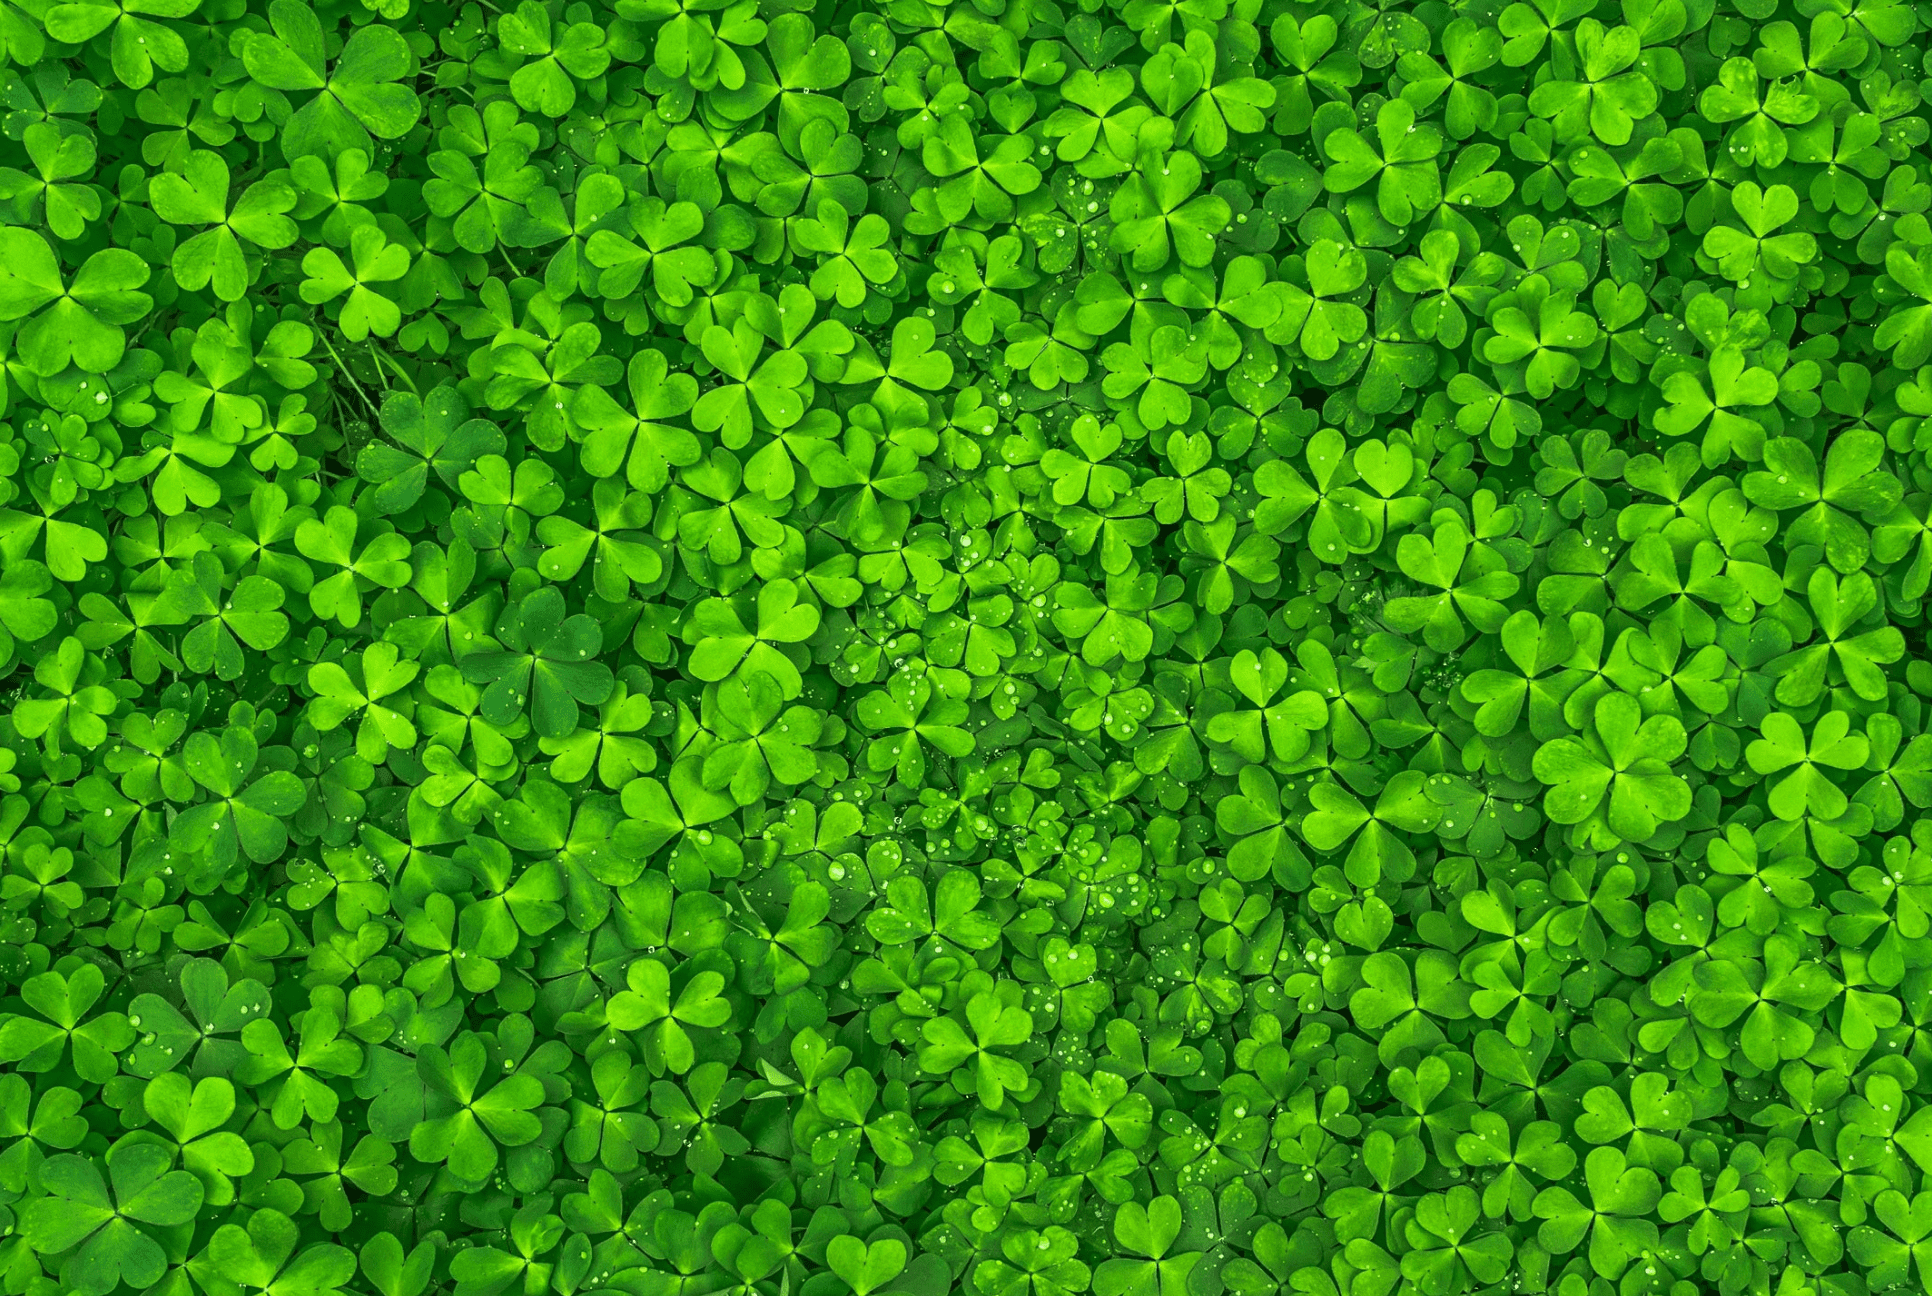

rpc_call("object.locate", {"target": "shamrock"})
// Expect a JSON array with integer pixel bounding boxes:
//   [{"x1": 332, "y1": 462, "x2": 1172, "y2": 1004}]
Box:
[
  {"x1": 1268, "y1": 13, "x2": 1360, "y2": 132},
  {"x1": 458, "y1": 585, "x2": 613, "y2": 739},
  {"x1": 794, "y1": 199, "x2": 897, "y2": 308},
  {"x1": 357, "y1": 383, "x2": 508, "y2": 514},
  {"x1": 1455, "y1": 1113, "x2": 1576, "y2": 1220},
  {"x1": 1526, "y1": 19, "x2": 1656, "y2": 144},
  {"x1": 1053, "y1": 567, "x2": 1193, "y2": 667},
  {"x1": 1480, "y1": 278, "x2": 1599, "y2": 399},
  {"x1": 1321, "y1": 99, "x2": 1443, "y2": 225},
  {"x1": 701, "y1": 672, "x2": 823, "y2": 803},
  {"x1": 1109, "y1": 150, "x2": 1230, "y2": 270},
  {"x1": 1742, "y1": 430, "x2": 1903, "y2": 572},
  {"x1": 1534, "y1": 692, "x2": 1691, "y2": 844},
  {"x1": 1697, "y1": 55, "x2": 1819, "y2": 168},
  {"x1": 865, "y1": 867, "x2": 1003, "y2": 956},
  {"x1": 149, "y1": 150, "x2": 298, "y2": 301},
  {"x1": 1653, "y1": 345, "x2": 1781, "y2": 466},
  {"x1": 1746, "y1": 710, "x2": 1872, "y2": 822},
  {"x1": 204, "y1": 1208, "x2": 355, "y2": 1296},
  {"x1": 1689, "y1": 935, "x2": 1842, "y2": 1068},
  {"x1": 295, "y1": 505, "x2": 414, "y2": 627},
  {"x1": 728, "y1": 880, "x2": 839, "y2": 1002},
  {"x1": 1658, "y1": 1164, "x2": 1751, "y2": 1255},
  {"x1": 692, "y1": 318, "x2": 810, "y2": 445},
  {"x1": 142, "y1": 1073, "x2": 254, "y2": 1205},
  {"x1": 919, "y1": 990, "x2": 1034, "y2": 1109},
  {"x1": 410, "y1": 1031, "x2": 546, "y2": 1184},
  {"x1": 1531, "y1": 1146, "x2": 1662, "y2": 1278},
  {"x1": 385, "y1": 539, "x2": 499, "y2": 667},
  {"x1": 0, "y1": 1073, "x2": 85, "y2": 1192},
  {"x1": 536, "y1": 678, "x2": 659, "y2": 788},
  {"x1": 564, "y1": 1050, "x2": 659, "y2": 1172},
  {"x1": 122, "y1": 957, "x2": 270, "y2": 1078},
  {"x1": 1349, "y1": 950, "x2": 1471, "y2": 1065},
  {"x1": 606, "y1": 955, "x2": 732, "y2": 1076},
  {"x1": 1093, "y1": 1196, "x2": 1200, "y2": 1296},
  {"x1": 617, "y1": 766, "x2": 743, "y2": 890},
  {"x1": 11, "y1": 635, "x2": 116, "y2": 754},
  {"x1": 150, "y1": 550, "x2": 289, "y2": 680},
  {"x1": 422, "y1": 102, "x2": 565, "y2": 253},
  {"x1": 235, "y1": 999, "x2": 362, "y2": 1128},
  {"x1": 306, "y1": 641, "x2": 420, "y2": 762},
  {"x1": 0, "y1": 227, "x2": 151, "y2": 375},
  {"x1": 1383, "y1": 515, "x2": 1520, "y2": 650},
  {"x1": 169, "y1": 725, "x2": 308, "y2": 868},
  {"x1": 0, "y1": 962, "x2": 133, "y2": 1082},
  {"x1": 1702, "y1": 182, "x2": 1817, "y2": 286},
  {"x1": 42, "y1": 0, "x2": 194, "y2": 88},
  {"x1": 918, "y1": 114, "x2": 1043, "y2": 225},
  {"x1": 685, "y1": 577, "x2": 819, "y2": 700},
  {"x1": 1205, "y1": 647, "x2": 1325, "y2": 766},
  {"x1": 22, "y1": 1146, "x2": 203, "y2": 1295},
  {"x1": 240, "y1": 0, "x2": 422, "y2": 157},
  {"x1": 0, "y1": 121, "x2": 99, "y2": 238},
  {"x1": 1401, "y1": 1186, "x2": 1513, "y2": 1292},
  {"x1": 583, "y1": 197, "x2": 713, "y2": 309},
  {"x1": 857, "y1": 672, "x2": 976, "y2": 785},
  {"x1": 497, "y1": 0, "x2": 609, "y2": 117},
  {"x1": 299, "y1": 225, "x2": 410, "y2": 341},
  {"x1": 283, "y1": 1121, "x2": 397, "y2": 1228},
  {"x1": 1101, "y1": 325, "x2": 1208, "y2": 430},
  {"x1": 1877, "y1": 244, "x2": 1932, "y2": 369},
  {"x1": 572, "y1": 346, "x2": 702, "y2": 494},
  {"x1": 648, "y1": 1059, "x2": 748, "y2": 1175},
  {"x1": 1268, "y1": 239, "x2": 1368, "y2": 361},
  {"x1": 1767, "y1": 568, "x2": 1904, "y2": 704}
]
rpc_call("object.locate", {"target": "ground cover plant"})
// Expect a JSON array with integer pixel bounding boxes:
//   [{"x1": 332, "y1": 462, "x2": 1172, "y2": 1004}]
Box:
[{"x1": 1, "y1": 0, "x2": 1932, "y2": 1294}]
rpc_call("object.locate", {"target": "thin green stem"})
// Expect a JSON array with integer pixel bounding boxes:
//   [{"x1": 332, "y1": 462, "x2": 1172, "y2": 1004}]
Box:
[
  {"x1": 370, "y1": 344, "x2": 420, "y2": 395},
  {"x1": 320, "y1": 333, "x2": 380, "y2": 416}
]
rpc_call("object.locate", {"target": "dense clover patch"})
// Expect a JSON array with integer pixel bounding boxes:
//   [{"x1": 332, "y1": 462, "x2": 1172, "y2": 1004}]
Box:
[{"x1": 2, "y1": 2, "x2": 1932, "y2": 1296}]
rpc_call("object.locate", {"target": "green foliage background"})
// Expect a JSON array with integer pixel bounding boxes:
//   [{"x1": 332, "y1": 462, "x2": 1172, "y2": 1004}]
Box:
[{"x1": 0, "y1": 0, "x2": 1931, "y2": 1295}]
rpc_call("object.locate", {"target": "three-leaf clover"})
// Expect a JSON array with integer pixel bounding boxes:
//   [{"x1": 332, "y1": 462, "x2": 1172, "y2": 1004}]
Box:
[
  {"x1": 410, "y1": 1031, "x2": 546, "y2": 1184},
  {"x1": 22, "y1": 1145, "x2": 204, "y2": 1295},
  {"x1": 461, "y1": 585, "x2": 614, "y2": 739},
  {"x1": 150, "y1": 150, "x2": 299, "y2": 301},
  {"x1": 241, "y1": 0, "x2": 423, "y2": 157},
  {"x1": 0, "y1": 227, "x2": 152, "y2": 375},
  {"x1": 1533, "y1": 693, "x2": 1691, "y2": 844}
]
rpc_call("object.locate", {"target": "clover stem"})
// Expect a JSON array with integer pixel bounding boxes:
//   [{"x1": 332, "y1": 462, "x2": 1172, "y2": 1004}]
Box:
[
  {"x1": 366, "y1": 340, "x2": 421, "y2": 397},
  {"x1": 127, "y1": 314, "x2": 162, "y2": 352},
  {"x1": 320, "y1": 334, "x2": 379, "y2": 416}
]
